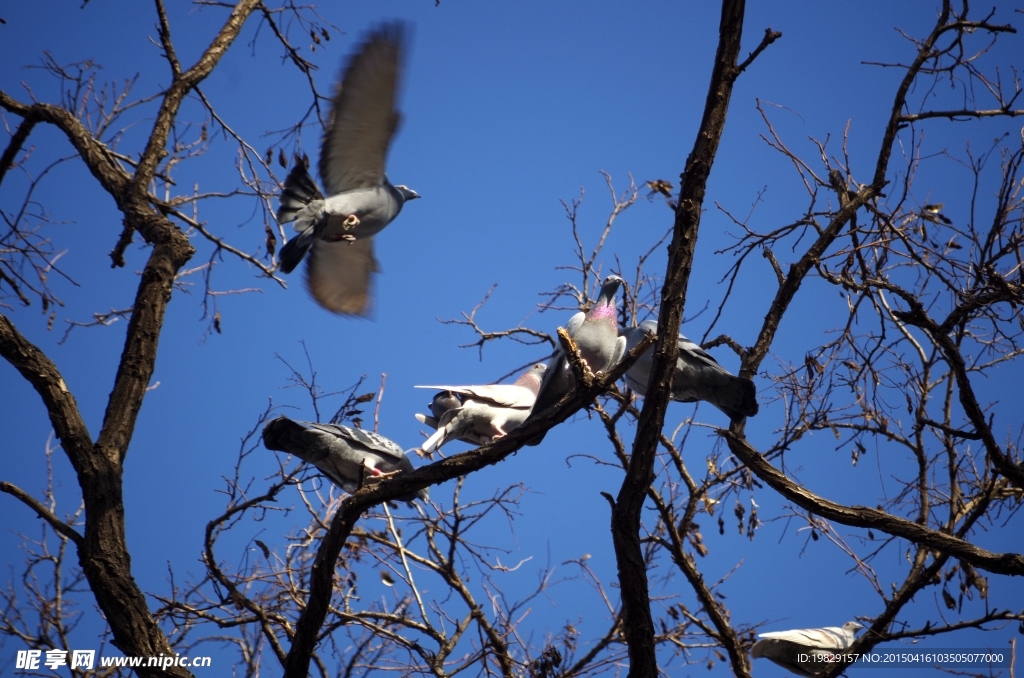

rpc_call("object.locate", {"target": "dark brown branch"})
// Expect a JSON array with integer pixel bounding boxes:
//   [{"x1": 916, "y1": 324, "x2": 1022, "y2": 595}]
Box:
[
  {"x1": 283, "y1": 334, "x2": 656, "y2": 678},
  {"x1": 2, "y1": 3, "x2": 266, "y2": 675},
  {"x1": 722, "y1": 433, "x2": 1024, "y2": 576},
  {"x1": 0, "y1": 111, "x2": 39, "y2": 188},
  {"x1": 899, "y1": 107, "x2": 1024, "y2": 122},
  {"x1": 872, "y1": 2, "x2": 952, "y2": 188},
  {"x1": 0, "y1": 314, "x2": 94, "y2": 461},
  {"x1": 0, "y1": 311, "x2": 194, "y2": 677},
  {"x1": 0, "y1": 92, "x2": 131, "y2": 203},
  {"x1": 917, "y1": 417, "x2": 983, "y2": 440},
  {"x1": 129, "y1": 0, "x2": 262, "y2": 193},
  {"x1": 736, "y1": 27, "x2": 782, "y2": 75},
  {"x1": 0, "y1": 481, "x2": 83, "y2": 545},
  {"x1": 893, "y1": 303, "x2": 1024, "y2": 489},
  {"x1": 618, "y1": 1, "x2": 764, "y2": 675}
]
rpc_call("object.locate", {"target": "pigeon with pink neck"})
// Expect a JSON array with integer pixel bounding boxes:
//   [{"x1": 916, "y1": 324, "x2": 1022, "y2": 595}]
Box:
[{"x1": 527, "y1": 275, "x2": 627, "y2": 445}]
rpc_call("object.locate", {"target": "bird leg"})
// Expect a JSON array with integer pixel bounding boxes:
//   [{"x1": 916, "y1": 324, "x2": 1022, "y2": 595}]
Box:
[
  {"x1": 361, "y1": 461, "x2": 400, "y2": 488},
  {"x1": 342, "y1": 214, "x2": 361, "y2": 230},
  {"x1": 326, "y1": 232, "x2": 357, "y2": 243}
]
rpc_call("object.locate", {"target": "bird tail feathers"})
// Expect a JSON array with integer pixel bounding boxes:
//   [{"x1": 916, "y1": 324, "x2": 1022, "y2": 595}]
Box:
[
  {"x1": 277, "y1": 229, "x2": 316, "y2": 273},
  {"x1": 277, "y1": 164, "x2": 324, "y2": 226},
  {"x1": 262, "y1": 416, "x2": 308, "y2": 454},
  {"x1": 709, "y1": 376, "x2": 759, "y2": 421},
  {"x1": 421, "y1": 426, "x2": 447, "y2": 454}
]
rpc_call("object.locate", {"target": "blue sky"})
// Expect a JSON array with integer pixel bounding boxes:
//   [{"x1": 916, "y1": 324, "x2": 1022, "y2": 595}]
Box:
[{"x1": 2, "y1": 1, "x2": 1021, "y2": 675}]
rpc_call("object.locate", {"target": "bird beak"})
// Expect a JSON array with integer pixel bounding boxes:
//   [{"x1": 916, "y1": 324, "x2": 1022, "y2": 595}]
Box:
[{"x1": 397, "y1": 185, "x2": 420, "y2": 200}]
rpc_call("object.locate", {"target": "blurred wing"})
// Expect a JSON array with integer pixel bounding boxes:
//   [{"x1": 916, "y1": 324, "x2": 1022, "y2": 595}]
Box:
[
  {"x1": 306, "y1": 236, "x2": 379, "y2": 316},
  {"x1": 320, "y1": 23, "x2": 406, "y2": 195}
]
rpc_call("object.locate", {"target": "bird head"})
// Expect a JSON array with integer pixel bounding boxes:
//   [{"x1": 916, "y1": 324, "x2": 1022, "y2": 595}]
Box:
[
  {"x1": 516, "y1": 363, "x2": 548, "y2": 393},
  {"x1": 396, "y1": 185, "x2": 420, "y2": 201},
  {"x1": 590, "y1": 275, "x2": 624, "y2": 319}
]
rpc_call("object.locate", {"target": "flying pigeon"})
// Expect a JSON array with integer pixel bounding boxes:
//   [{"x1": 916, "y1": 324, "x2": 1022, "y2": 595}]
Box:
[
  {"x1": 276, "y1": 22, "x2": 420, "y2": 316},
  {"x1": 751, "y1": 621, "x2": 863, "y2": 677},
  {"x1": 527, "y1": 275, "x2": 627, "y2": 444},
  {"x1": 415, "y1": 363, "x2": 547, "y2": 452},
  {"x1": 620, "y1": 319, "x2": 758, "y2": 421},
  {"x1": 262, "y1": 416, "x2": 428, "y2": 503}
]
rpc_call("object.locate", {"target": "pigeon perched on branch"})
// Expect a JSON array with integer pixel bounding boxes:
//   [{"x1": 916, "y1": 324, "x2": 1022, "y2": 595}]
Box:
[
  {"x1": 527, "y1": 275, "x2": 627, "y2": 444},
  {"x1": 620, "y1": 319, "x2": 758, "y2": 421},
  {"x1": 415, "y1": 363, "x2": 547, "y2": 452},
  {"x1": 276, "y1": 22, "x2": 420, "y2": 316},
  {"x1": 750, "y1": 621, "x2": 863, "y2": 677},
  {"x1": 262, "y1": 416, "x2": 428, "y2": 503}
]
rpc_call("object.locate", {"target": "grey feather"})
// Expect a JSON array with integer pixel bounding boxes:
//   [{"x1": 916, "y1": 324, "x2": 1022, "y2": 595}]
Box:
[
  {"x1": 621, "y1": 319, "x2": 758, "y2": 421},
  {"x1": 415, "y1": 363, "x2": 547, "y2": 452},
  {"x1": 262, "y1": 416, "x2": 427, "y2": 503},
  {"x1": 427, "y1": 390, "x2": 463, "y2": 422},
  {"x1": 750, "y1": 621, "x2": 862, "y2": 677},
  {"x1": 527, "y1": 275, "x2": 626, "y2": 445},
  {"x1": 275, "y1": 22, "x2": 420, "y2": 316}
]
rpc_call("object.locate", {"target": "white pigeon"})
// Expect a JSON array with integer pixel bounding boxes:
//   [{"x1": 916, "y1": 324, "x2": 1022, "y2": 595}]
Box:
[
  {"x1": 262, "y1": 416, "x2": 427, "y2": 503},
  {"x1": 751, "y1": 621, "x2": 863, "y2": 677},
  {"x1": 276, "y1": 22, "x2": 419, "y2": 315},
  {"x1": 620, "y1": 319, "x2": 758, "y2": 421},
  {"x1": 527, "y1": 275, "x2": 627, "y2": 445},
  {"x1": 415, "y1": 363, "x2": 547, "y2": 453}
]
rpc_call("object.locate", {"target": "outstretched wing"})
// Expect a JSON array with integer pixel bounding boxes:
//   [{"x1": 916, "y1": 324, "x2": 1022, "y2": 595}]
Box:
[
  {"x1": 414, "y1": 384, "x2": 533, "y2": 409},
  {"x1": 320, "y1": 22, "x2": 407, "y2": 196},
  {"x1": 306, "y1": 236, "x2": 379, "y2": 316}
]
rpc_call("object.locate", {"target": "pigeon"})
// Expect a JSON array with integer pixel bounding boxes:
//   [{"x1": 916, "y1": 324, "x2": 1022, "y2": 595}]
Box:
[
  {"x1": 620, "y1": 319, "x2": 758, "y2": 421},
  {"x1": 416, "y1": 391, "x2": 491, "y2": 448},
  {"x1": 751, "y1": 621, "x2": 863, "y2": 677},
  {"x1": 527, "y1": 275, "x2": 627, "y2": 444},
  {"x1": 276, "y1": 22, "x2": 420, "y2": 316},
  {"x1": 262, "y1": 416, "x2": 428, "y2": 503},
  {"x1": 415, "y1": 363, "x2": 547, "y2": 452}
]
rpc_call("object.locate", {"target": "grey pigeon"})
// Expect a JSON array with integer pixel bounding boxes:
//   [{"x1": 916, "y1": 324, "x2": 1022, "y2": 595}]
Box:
[
  {"x1": 751, "y1": 621, "x2": 863, "y2": 677},
  {"x1": 415, "y1": 363, "x2": 547, "y2": 452},
  {"x1": 262, "y1": 416, "x2": 428, "y2": 503},
  {"x1": 621, "y1": 319, "x2": 758, "y2": 421},
  {"x1": 276, "y1": 22, "x2": 420, "y2": 316},
  {"x1": 416, "y1": 390, "x2": 491, "y2": 448},
  {"x1": 527, "y1": 275, "x2": 627, "y2": 444}
]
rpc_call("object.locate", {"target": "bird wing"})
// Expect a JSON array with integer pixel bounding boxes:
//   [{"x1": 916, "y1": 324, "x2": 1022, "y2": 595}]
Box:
[
  {"x1": 756, "y1": 626, "x2": 850, "y2": 650},
  {"x1": 319, "y1": 23, "x2": 406, "y2": 196},
  {"x1": 415, "y1": 413, "x2": 440, "y2": 429},
  {"x1": 312, "y1": 422, "x2": 405, "y2": 461},
  {"x1": 414, "y1": 384, "x2": 533, "y2": 409},
  {"x1": 306, "y1": 236, "x2": 379, "y2": 316},
  {"x1": 677, "y1": 334, "x2": 727, "y2": 373},
  {"x1": 565, "y1": 311, "x2": 586, "y2": 338}
]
